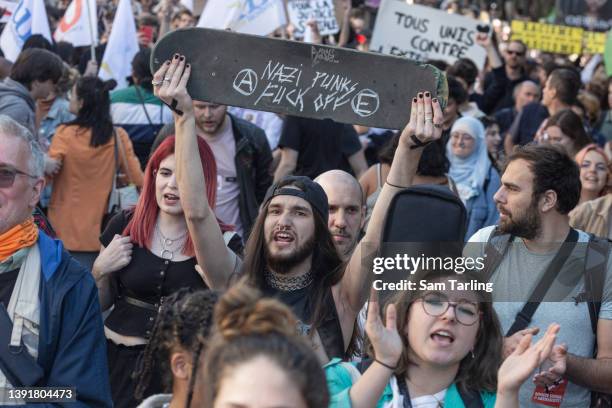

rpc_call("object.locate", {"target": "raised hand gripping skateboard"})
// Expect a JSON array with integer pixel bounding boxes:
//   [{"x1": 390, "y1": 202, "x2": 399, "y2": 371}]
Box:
[{"x1": 151, "y1": 28, "x2": 447, "y2": 130}]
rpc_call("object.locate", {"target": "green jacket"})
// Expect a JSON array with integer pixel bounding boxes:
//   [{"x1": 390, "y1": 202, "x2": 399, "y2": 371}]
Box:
[{"x1": 325, "y1": 358, "x2": 496, "y2": 408}]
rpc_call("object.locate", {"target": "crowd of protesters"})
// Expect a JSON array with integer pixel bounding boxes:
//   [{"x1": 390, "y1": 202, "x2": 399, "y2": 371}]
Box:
[{"x1": 1, "y1": 0, "x2": 612, "y2": 407}]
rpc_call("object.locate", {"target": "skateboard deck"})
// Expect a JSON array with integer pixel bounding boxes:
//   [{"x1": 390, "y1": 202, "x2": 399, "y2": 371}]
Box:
[{"x1": 151, "y1": 28, "x2": 447, "y2": 130}]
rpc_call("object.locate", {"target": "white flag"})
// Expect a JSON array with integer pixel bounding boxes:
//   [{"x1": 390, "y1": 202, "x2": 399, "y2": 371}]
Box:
[
  {"x1": 98, "y1": 0, "x2": 138, "y2": 89},
  {"x1": 180, "y1": 0, "x2": 193, "y2": 12},
  {"x1": 54, "y1": 0, "x2": 97, "y2": 46},
  {"x1": 197, "y1": 0, "x2": 286, "y2": 36},
  {"x1": 0, "y1": 0, "x2": 51, "y2": 61},
  {"x1": 0, "y1": 1, "x2": 18, "y2": 24}
]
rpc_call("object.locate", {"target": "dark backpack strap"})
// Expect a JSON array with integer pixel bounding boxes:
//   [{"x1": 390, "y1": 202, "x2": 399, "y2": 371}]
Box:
[
  {"x1": 483, "y1": 227, "x2": 512, "y2": 282},
  {"x1": 584, "y1": 235, "x2": 610, "y2": 335},
  {"x1": 457, "y1": 387, "x2": 485, "y2": 408},
  {"x1": 506, "y1": 228, "x2": 579, "y2": 336},
  {"x1": 356, "y1": 358, "x2": 374, "y2": 374}
]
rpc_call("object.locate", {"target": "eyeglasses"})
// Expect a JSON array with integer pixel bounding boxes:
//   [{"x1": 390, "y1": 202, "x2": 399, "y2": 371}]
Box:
[
  {"x1": 506, "y1": 50, "x2": 525, "y2": 56},
  {"x1": 0, "y1": 166, "x2": 38, "y2": 188},
  {"x1": 418, "y1": 292, "x2": 481, "y2": 326}
]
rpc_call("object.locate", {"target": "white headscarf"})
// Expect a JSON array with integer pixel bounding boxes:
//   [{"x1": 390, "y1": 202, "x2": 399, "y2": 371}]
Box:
[{"x1": 446, "y1": 116, "x2": 492, "y2": 204}]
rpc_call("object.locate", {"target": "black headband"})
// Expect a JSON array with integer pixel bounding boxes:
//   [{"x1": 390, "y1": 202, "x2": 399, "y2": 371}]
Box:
[{"x1": 263, "y1": 176, "x2": 329, "y2": 221}]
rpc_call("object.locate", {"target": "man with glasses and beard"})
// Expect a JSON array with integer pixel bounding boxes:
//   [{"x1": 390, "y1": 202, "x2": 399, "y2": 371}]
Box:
[
  {"x1": 467, "y1": 144, "x2": 612, "y2": 407},
  {"x1": 0, "y1": 115, "x2": 111, "y2": 405}
]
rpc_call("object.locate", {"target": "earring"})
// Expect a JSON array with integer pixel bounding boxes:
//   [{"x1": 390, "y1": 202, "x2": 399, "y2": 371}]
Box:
[{"x1": 471, "y1": 349, "x2": 475, "y2": 359}]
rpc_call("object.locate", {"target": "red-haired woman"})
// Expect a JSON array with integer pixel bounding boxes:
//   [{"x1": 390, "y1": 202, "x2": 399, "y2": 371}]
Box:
[{"x1": 92, "y1": 132, "x2": 241, "y2": 406}]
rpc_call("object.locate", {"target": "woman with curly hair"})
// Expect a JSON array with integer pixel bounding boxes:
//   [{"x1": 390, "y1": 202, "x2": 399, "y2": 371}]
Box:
[{"x1": 135, "y1": 288, "x2": 219, "y2": 408}]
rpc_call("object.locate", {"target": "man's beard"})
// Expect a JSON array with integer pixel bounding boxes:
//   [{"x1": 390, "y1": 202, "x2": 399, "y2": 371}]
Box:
[
  {"x1": 265, "y1": 234, "x2": 316, "y2": 275},
  {"x1": 497, "y1": 196, "x2": 542, "y2": 240}
]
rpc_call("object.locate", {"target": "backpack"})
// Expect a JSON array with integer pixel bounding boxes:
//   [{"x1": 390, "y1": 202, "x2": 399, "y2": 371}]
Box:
[
  {"x1": 382, "y1": 184, "x2": 467, "y2": 243},
  {"x1": 484, "y1": 228, "x2": 611, "y2": 407},
  {"x1": 378, "y1": 184, "x2": 467, "y2": 304}
]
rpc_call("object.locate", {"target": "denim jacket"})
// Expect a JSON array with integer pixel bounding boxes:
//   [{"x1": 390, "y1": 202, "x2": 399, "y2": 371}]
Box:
[{"x1": 38, "y1": 97, "x2": 74, "y2": 146}]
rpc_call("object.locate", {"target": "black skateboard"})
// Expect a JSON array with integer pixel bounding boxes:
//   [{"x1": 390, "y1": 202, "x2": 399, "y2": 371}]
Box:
[{"x1": 151, "y1": 28, "x2": 447, "y2": 130}]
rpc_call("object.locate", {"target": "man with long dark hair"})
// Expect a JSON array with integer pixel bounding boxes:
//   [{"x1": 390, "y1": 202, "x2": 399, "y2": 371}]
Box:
[
  {"x1": 154, "y1": 55, "x2": 445, "y2": 363},
  {"x1": 241, "y1": 99, "x2": 446, "y2": 362}
]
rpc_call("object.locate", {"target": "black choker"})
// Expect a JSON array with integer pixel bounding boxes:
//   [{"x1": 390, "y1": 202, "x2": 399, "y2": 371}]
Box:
[{"x1": 265, "y1": 270, "x2": 313, "y2": 291}]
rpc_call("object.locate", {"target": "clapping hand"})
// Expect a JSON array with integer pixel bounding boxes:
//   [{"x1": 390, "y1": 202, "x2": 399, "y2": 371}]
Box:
[
  {"x1": 152, "y1": 54, "x2": 193, "y2": 117},
  {"x1": 533, "y1": 343, "x2": 567, "y2": 389},
  {"x1": 497, "y1": 323, "x2": 560, "y2": 394},
  {"x1": 365, "y1": 288, "x2": 402, "y2": 370}
]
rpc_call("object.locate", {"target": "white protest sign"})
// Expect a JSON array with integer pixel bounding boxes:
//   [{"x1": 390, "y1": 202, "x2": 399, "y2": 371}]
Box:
[
  {"x1": 370, "y1": 1, "x2": 487, "y2": 68},
  {"x1": 0, "y1": 1, "x2": 17, "y2": 24},
  {"x1": 287, "y1": 0, "x2": 339, "y2": 38},
  {"x1": 198, "y1": 0, "x2": 286, "y2": 36}
]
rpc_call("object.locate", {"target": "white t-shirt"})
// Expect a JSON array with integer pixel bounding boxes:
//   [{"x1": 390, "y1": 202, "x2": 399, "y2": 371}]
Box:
[
  {"x1": 411, "y1": 390, "x2": 447, "y2": 408},
  {"x1": 201, "y1": 115, "x2": 243, "y2": 237}
]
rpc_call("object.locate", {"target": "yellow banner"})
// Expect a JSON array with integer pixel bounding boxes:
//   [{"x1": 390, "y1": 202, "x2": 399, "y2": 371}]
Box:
[
  {"x1": 583, "y1": 31, "x2": 606, "y2": 54},
  {"x1": 511, "y1": 20, "x2": 607, "y2": 55},
  {"x1": 511, "y1": 20, "x2": 583, "y2": 54}
]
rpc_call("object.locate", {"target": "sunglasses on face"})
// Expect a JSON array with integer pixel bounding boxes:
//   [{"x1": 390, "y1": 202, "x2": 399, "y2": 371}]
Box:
[
  {"x1": 417, "y1": 292, "x2": 482, "y2": 326},
  {"x1": 0, "y1": 166, "x2": 37, "y2": 188},
  {"x1": 506, "y1": 50, "x2": 525, "y2": 56}
]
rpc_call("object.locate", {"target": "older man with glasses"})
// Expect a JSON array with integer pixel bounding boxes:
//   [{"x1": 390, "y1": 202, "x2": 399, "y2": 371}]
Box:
[{"x1": 0, "y1": 115, "x2": 112, "y2": 406}]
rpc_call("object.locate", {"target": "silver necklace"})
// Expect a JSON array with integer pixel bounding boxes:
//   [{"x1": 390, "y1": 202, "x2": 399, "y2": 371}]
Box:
[
  {"x1": 265, "y1": 269, "x2": 313, "y2": 291},
  {"x1": 155, "y1": 224, "x2": 187, "y2": 260}
]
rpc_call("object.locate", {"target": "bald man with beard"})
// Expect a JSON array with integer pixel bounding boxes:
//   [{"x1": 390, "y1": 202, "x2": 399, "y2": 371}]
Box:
[{"x1": 315, "y1": 170, "x2": 366, "y2": 260}]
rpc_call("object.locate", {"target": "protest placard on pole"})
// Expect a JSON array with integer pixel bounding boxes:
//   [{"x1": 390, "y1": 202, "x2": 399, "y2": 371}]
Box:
[
  {"x1": 0, "y1": 0, "x2": 17, "y2": 23},
  {"x1": 197, "y1": 0, "x2": 286, "y2": 36},
  {"x1": 510, "y1": 20, "x2": 583, "y2": 54},
  {"x1": 370, "y1": 1, "x2": 487, "y2": 69},
  {"x1": 287, "y1": 0, "x2": 339, "y2": 38},
  {"x1": 0, "y1": 0, "x2": 51, "y2": 61}
]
